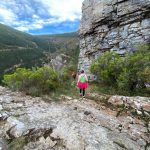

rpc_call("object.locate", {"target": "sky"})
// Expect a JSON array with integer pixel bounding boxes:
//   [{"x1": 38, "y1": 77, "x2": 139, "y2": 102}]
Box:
[{"x1": 0, "y1": 0, "x2": 84, "y2": 35}]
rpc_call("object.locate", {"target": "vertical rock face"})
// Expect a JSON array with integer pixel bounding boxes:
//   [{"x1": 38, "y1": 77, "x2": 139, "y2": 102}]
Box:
[{"x1": 78, "y1": 0, "x2": 150, "y2": 73}]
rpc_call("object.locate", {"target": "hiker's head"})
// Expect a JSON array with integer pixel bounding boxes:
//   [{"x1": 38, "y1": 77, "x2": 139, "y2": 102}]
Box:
[{"x1": 81, "y1": 70, "x2": 84, "y2": 74}]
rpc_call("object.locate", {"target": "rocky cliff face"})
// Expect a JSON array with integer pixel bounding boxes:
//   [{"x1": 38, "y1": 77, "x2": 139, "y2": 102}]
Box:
[{"x1": 78, "y1": 0, "x2": 150, "y2": 73}]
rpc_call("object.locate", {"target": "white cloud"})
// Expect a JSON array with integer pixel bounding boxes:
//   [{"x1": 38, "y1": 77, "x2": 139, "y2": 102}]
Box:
[
  {"x1": 15, "y1": 23, "x2": 43, "y2": 32},
  {"x1": 0, "y1": 0, "x2": 84, "y2": 32},
  {"x1": 38, "y1": 0, "x2": 84, "y2": 21},
  {"x1": 15, "y1": 26, "x2": 29, "y2": 32},
  {"x1": 14, "y1": 20, "x2": 44, "y2": 31},
  {"x1": 0, "y1": 8, "x2": 17, "y2": 23},
  {"x1": 32, "y1": 14, "x2": 40, "y2": 19}
]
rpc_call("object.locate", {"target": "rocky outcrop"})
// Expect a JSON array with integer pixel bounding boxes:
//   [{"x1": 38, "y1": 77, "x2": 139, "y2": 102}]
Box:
[
  {"x1": 0, "y1": 86, "x2": 150, "y2": 150},
  {"x1": 78, "y1": 0, "x2": 150, "y2": 73},
  {"x1": 108, "y1": 95, "x2": 150, "y2": 113},
  {"x1": 44, "y1": 54, "x2": 71, "y2": 71}
]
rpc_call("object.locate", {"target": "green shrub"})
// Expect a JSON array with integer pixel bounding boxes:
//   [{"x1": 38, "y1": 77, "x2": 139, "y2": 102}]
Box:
[
  {"x1": 140, "y1": 66, "x2": 150, "y2": 83},
  {"x1": 117, "y1": 44, "x2": 150, "y2": 92},
  {"x1": 90, "y1": 44, "x2": 150, "y2": 94},
  {"x1": 90, "y1": 51, "x2": 122, "y2": 86},
  {"x1": 3, "y1": 67, "x2": 59, "y2": 96}
]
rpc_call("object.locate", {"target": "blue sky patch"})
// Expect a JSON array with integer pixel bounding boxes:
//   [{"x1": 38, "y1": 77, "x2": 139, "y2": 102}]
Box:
[{"x1": 0, "y1": 0, "x2": 84, "y2": 35}]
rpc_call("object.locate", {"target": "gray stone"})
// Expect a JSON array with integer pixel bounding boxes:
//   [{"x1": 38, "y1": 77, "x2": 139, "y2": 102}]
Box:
[
  {"x1": 130, "y1": 22, "x2": 140, "y2": 28},
  {"x1": 108, "y1": 96, "x2": 124, "y2": 106},
  {"x1": 119, "y1": 41, "x2": 128, "y2": 49},
  {"x1": 147, "y1": 146, "x2": 150, "y2": 150},
  {"x1": 0, "y1": 138, "x2": 8, "y2": 150},
  {"x1": 141, "y1": 19, "x2": 150, "y2": 28},
  {"x1": 137, "y1": 138, "x2": 146, "y2": 146},
  {"x1": 0, "y1": 112, "x2": 9, "y2": 120},
  {"x1": 0, "y1": 105, "x2": 3, "y2": 111},
  {"x1": 78, "y1": 0, "x2": 150, "y2": 73},
  {"x1": 134, "y1": 101, "x2": 142, "y2": 110},
  {"x1": 6, "y1": 116, "x2": 26, "y2": 138},
  {"x1": 148, "y1": 122, "x2": 150, "y2": 131},
  {"x1": 0, "y1": 86, "x2": 149, "y2": 149},
  {"x1": 49, "y1": 54, "x2": 71, "y2": 71},
  {"x1": 136, "y1": 110, "x2": 142, "y2": 115}
]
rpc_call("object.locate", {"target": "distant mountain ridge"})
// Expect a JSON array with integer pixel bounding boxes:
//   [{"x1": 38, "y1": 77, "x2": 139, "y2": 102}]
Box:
[
  {"x1": 0, "y1": 23, "x2": 57, "y2": 52},
  {"x1": 0, "y1": 23, "x2": 79, "y2": 82}
]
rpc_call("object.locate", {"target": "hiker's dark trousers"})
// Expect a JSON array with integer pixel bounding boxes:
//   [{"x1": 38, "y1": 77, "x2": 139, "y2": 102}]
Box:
[{"x1": 80, "y1": 88, "x2": 85, "y2": 96}]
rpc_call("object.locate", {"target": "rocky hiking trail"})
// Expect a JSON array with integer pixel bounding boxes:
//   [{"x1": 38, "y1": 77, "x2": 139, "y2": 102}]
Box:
[{"x1": 0, "y1": 86, "x2": 150, "y2": 150}]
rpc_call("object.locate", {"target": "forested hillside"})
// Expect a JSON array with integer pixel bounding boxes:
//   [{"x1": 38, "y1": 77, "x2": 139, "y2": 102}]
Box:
[
  {"x1": 0, "y1": 23, "x2": 79, "y2": 82},
  {"x1": 37, "y1": 32, "x2": 79, "y2": 63}
]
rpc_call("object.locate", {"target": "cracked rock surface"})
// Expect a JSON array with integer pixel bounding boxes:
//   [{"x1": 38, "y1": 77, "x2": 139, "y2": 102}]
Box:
[{"x1": 0, "y1": 86, "x2": 150, "y2": 150}]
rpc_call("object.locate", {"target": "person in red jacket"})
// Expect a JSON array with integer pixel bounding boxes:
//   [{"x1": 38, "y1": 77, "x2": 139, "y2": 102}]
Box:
[{"x1": 77, "y1": 70, "x2": 88, "y2": 97}]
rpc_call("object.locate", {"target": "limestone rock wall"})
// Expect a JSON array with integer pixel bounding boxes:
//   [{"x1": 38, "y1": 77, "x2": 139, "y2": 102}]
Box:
[{"x1": 78, "y1": 0, "x2": 150, "y2": 73}]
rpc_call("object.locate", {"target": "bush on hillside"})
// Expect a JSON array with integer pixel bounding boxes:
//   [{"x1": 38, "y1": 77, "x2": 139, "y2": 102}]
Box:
[
  {"x1": 90, "y1": 51, "x2": 122, "y2": 86},
  {"x1": 3, "y1": 67, "x2": 59, "y2": 96},
  {"x1": 90, "y1": 44, "x2": 150, "y2": 94},
  {"x1": 0, "y1": 48, "x2": 46, "y2": 83}
]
